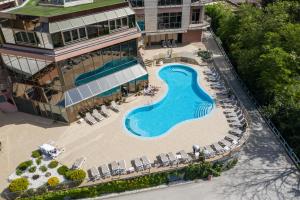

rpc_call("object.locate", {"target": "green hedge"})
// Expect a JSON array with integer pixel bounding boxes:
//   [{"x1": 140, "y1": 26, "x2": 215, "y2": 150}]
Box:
[
  {"x1": 66, "y1": 169, "x2": 86, "y2": 181},
  {"x1": 19, "y1": 160, "x2": 236, "y2": 200}
]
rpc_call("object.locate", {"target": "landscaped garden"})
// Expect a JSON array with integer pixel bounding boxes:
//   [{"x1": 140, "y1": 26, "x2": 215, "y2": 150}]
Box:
[
  {"x1": 11, "y1": 159, "x2": 237, "y2": 200},
  {"x1": 8, "y1": 150, "x2": 76, "y2": 192}
]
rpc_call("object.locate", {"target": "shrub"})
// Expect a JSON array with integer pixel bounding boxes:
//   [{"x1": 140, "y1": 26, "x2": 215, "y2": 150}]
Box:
[
  {"x1": 47, "y1": 177, "x2": 60, "y2": 187},
  {"x1": 8, "y1": 178, "x2": 29, "y2": 192},
  {"x1": 36, "y1": 157, "x2": 42, "y2": 165},
  {"x1": 32, "y1": 174, "x2": 40, "y2": 180},
  {"x1": 28, "y1": 166, "x2": 36, "y2": 173},
  {"x1": 16, "y1": 169, "x2": 24, "y2": 176},
  {"x1": 31, "y1": 150, "x2": 42, "y2": 158},
  {"x1": 66, "y1": 169, "x2": 86, "y2": 181},
  {"x1": 48, "y1": 160, "x2": 58, "y2": 169},
  {"x1": 45, "y1": 172, "x2": 51, "y2": 177},
  {"x1": 16, "y1": 160, "x2": 33, "y2": 171},
  {"x1": 57, "y1": 165, "x2": 69, "y2": 176},
  {"x1": 39, "y1": 165, "x2": 47, "y2": 172}
]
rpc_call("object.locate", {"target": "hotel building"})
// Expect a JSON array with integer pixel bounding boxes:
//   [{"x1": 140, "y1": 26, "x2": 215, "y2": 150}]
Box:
[{"x1": 0, "y1": 0, "x2": 210, "y2": 123}]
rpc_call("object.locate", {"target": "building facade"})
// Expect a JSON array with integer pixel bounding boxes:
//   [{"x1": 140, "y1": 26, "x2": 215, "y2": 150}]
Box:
[
  {"x1": 0, "y1": 0, "x2": 210, "y2": 123},
  {"x1": 129, "y1": 0, "x2": 210, "y2": 46}
]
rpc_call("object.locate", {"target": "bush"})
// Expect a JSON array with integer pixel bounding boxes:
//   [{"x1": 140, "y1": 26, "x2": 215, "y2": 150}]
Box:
[
  {"x1": 16, "y1": 169, "x2": 24, "y2": 176},
  {"x1": 66, "y1": 169, "x2": 86, "y2": 181},
  {"x1": 39, "y1": 165, "x2": 47, "y2": 172},
  {"x1": 57, "y1": 165, "x2": 69, "y2": 176},
  {"x1": 32, "y1": 174, "x2": 40, "y2": 180},
  {"x1": 16, "y1": 160, "x2": 33, "y2": 171},
  {"x1": 48, "y1": 160, "x2": 58, "y2": 169},
  {"x1": 8, "y1": 178, "x2": 29, "y2": 192},
  {"x1": 36, "y1": 157, "x2": 42, "y2": 165},
  {"x1": 47, "y1": 177, "x2": 60, "y2": 187},
  {"x1": 28, "y1": 166, "x2": 36, "y2": 173},
  {"x1": 31, "y1": 150, "x2": 42, "y2": 158},
  {"x1": 45, "y1": 172, "x2": 51, "y2": 177}
]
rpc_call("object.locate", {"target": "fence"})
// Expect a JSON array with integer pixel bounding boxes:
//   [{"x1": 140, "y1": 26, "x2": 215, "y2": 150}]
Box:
[{"x1": 209, "y1": 30, "x2": 300, "y2": 169}]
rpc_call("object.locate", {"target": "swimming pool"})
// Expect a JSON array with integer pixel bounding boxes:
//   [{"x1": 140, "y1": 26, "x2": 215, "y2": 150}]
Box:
[{"x1": 124, "y1": 64, "x2": 214, "y2": 138}]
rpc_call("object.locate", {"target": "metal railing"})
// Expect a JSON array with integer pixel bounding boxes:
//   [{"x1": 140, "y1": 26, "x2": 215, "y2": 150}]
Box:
[{"x1": 209, "y1": 30, "x2": 300, "y2": 169}]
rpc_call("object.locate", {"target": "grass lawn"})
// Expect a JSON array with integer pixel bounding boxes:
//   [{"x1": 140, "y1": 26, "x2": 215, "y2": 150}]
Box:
[{"x1": 9, "y1": 0, "x2": 123, "y2": 17}]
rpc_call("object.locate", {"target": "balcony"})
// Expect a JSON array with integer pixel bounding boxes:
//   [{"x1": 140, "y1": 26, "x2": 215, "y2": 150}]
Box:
[
  {"x1": 189, "y1": 20, "x2": 210, "y2": 30},
  {"x1": 0, "y1": 27, "x2": 141, "y2": 62}
]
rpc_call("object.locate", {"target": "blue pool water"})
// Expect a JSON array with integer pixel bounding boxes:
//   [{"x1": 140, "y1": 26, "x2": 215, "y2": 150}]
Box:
[{"x1": 125, "y1": 64, "x2": 214, "y2": 138}]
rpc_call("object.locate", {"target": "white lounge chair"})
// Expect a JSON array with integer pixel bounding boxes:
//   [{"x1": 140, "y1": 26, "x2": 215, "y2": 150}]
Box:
[
  {"x1": 167, "y1": 152, "x2": 178, "y2": 165},
  {"x1": 92, "y1": 109, "x2": 104, "y2": 121},
  {"x1": 158, "y1": 153, "x2": 170, "y2": 166},
  {"x1": 89, "y1": 167, "x2": 101, "y2": 181},
  {"x1": 72, "y1": 157, "x2": 86, "y2": 169},
  {"x1": 101, "y1": 105, "x2": 110, "y2": 117},
  {"x1": 133, "y1": 158, "x2": 144, "y2": 171},
  {"x1": 85, "y1": 113, "x2": 97, "y2": 125},
  {"x1": 118, "y1": 160, "x2": 126, "y2": 175},
  {"x1": 110, "y1": 101, "x2": 119, "y2": 112},
  {"x1": 100, "y1": 164, "x2": 111, "y2": 178},
  {"x1": 211, "y1": 143, "x2": 225, "y2": 155},
  {"x1": 141, "y1": 156, "x2": 151, "y2": 169}
]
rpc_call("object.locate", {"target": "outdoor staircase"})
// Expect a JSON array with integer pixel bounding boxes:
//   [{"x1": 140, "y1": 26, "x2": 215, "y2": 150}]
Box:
[{"x1": 194, "y1": 102, "x2": 213, "y2": 118}]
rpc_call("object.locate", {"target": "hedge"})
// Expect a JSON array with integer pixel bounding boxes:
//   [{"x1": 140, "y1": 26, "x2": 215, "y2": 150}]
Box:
[{"x1": 9, "y1": 178, "x2": 29, "y2": 192}]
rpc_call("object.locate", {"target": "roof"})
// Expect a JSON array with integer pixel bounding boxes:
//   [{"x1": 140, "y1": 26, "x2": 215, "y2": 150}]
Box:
[
  {"x1": 49, "y1": 7, "x2": 134, "y2": 33},
  {"x1": 8, "y1": 0, "x2": 124, "y2": 17},
  {"x1": 64, "y1": 63, "x2": 147, "y2": 107}
]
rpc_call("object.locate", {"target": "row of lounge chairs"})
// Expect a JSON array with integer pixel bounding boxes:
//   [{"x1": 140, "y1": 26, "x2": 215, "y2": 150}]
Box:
[
  {"x1": 88, "y1": 150, "x2": 193, "y2": 181},
  {"x1": 194, "y1": 67, "x2": 249, "y2": 158},
  {"x1": 143, "y1": 85, "x2": 160, "y2": 96},
  {"x1": 79, "y1": 101, "x2": 119, "y2": 125}
]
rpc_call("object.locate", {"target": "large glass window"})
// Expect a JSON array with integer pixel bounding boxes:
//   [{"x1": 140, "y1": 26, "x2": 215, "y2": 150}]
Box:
[
  {"x1": 79, "y1": 27, "x2": 87, "y2": 38},
  {"x1": 63, "y1": 31, "x2": 72, "y2": 43},
  {"x1": 51, "y1": 32, "x2": 64, "y2": 48},
  {"x1": 14, "y1": 31, "x2": 39, "y2": 46},
  {"x1": 129, "y1": 0, "x2": 144, "y2": 7},
  {"x1": 191, "y1": 9, "x2": 201, "y2": 24},
  {"x1": 157, "y1": 12, "x2": 182, "y2": 29},
  {"x1": 128, "y1": 15, "x2": 136, "y2": 28},
  {"x1": 158, "y1": 0, "x2": 182, "y2": 6}
]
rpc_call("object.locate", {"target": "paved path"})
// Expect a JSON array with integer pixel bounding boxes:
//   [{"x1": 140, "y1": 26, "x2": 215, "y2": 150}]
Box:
[{"x1": 98, "y1": 31, "x2": 300, "y2": 200}]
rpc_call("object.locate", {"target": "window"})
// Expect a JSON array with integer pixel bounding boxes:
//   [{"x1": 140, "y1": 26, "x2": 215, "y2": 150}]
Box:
[
  {"x1": 110, "y1": 20, "x2": 116, "y2": 30},
  {"x1": 63, "y1": 31, "x2": 72, "y2": 43},
  {"x1": 128, "y1": 15, "x2": 136, "y2": 28},
  {"x1": 158, "y1": 0, "x2": 182, "y2": 6},
  {"x1": 129, "y1": 0, "x2": 144, "y2": 7},
  {"x1": 72, "y1": 29, "x2": 79, "y2": 40},
  {"x1": 157, "y1": 12, "x2": 182, "y2": 30},
  {"x1": 79, "y1": 28, "x2": 87, "y2": 38},
  {"x1": 191, "y1": 9, "x2": 201, "y2": 24},
  {"x1": 116, "y1": 19, "x2": 122, "y2": 29},
  {"x1": 14, "y1": 31, "x2": 39, "y2": 46},
  {"x1": 122, "y1": 17, "x2": 128, "y2": 27},
  {"x1": 51, "y1": 32, "x2": 64, "y2": 48}
]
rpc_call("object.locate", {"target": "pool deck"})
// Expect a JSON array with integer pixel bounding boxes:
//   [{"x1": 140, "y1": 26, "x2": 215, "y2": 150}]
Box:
[{"x1": 0, "y1": 44, "x2": 231, "y2": 192}]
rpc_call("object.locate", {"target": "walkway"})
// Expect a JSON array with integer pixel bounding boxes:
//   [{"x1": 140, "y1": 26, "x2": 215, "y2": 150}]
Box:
[{"x1": 103, "y1": 31, "x2": 300, "y2": 200}]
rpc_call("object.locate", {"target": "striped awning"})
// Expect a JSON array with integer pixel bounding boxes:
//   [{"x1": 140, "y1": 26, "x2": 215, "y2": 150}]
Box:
[
  {"x1": 64, "y1": 63, "x2": 147, "y2": 108},
  {"x1": 49, "y1": 7, "x2": 135, "y2": 33}
]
